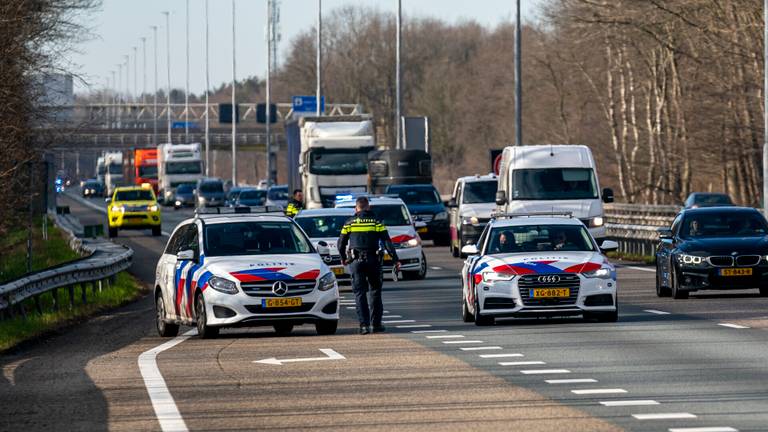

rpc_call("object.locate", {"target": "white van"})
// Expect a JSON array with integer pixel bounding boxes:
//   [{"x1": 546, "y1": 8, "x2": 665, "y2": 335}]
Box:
[{"x1": 494, "y1": 145, "x2": 614, "y2": 240}]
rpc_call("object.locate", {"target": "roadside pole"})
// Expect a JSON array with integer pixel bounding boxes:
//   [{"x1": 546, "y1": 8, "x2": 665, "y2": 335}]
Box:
[
  {"x1": 185, "y1": 0, "x2": 190, "y2": 144},
  {"x1": 395, "y1": 0, "x2": 402, "y2": 149},
  {"x1": 151, "y1": 25, "x2": 158, "y2": 146},
  {"x1": 231, "y1": 0, "x2": 237, "y2": 186},
  {"x1": 316, "y1": 0, "x2": 322, "y2": 117},
  {"x1": 205, "y1": 0, "x2": 211, "y2": 176},
  {"x1": 266, "y1": 0, "x2": 272, "y2": 185},
  {"x1": 764, "y1": 0, "x2": 768, "y2": 214},
  {"x1": 163, "y1": 11, "x2": 172, "y2": 145},
  {"x1": 514, "y1": 0, "x2": 522, "y2": 147}
]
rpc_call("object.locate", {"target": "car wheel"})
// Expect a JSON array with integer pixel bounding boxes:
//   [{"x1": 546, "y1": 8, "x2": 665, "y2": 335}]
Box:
[
  {"x1": 108, "y1": 227, "x2": 117, "y2": 238},
  {"x1": 461, "y1": 295, "x2": 474, "y2": 323},
  {"x1": 671, "y1": 268, "x2": 689, "y2": 300},
  {"x1": 655, "y1": 262, "x2": 671, "y2": 297},
  {"x1": 155, "y1": 292, "x2": 179, "y2": 337},
  {"x1": 273, "y1": 323, "x2": 294, "y2": 336},
  {"x1": 474, "y1": 289, "x2": 494, "y2": 326},
  {"x1": 316, "y1": 319, "x2": 338, "y2": 335},
  {"x1": 195, "y1": 293, "x2": 219, "y2": 339},
  {"x1": 152, "y1": 226, "x2": 162, "y2": 237}
]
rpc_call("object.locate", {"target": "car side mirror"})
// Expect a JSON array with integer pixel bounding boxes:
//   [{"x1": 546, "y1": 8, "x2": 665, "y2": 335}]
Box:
[
  {"x1": 657, "y1": 228, "x2": 673, "y2": 240},
  {"x1": 446, "y1": 198, "x2": 457, "y2": 208},
  {"x1": 495, "y1": 190, "x2": 507, "y2": 206},
  {"x1": 414, "y1": 220, "x2": 427, "y2": 229},
  {"x1": 461, "y1": 244, "x2": 479, "y2": 255},
  {"x1": 316, "y1": 241, "x2": 331, "y2": 257},
  {"x1": 602, "y1": 188, "x2": 614, "y2": 203},
  {"x1": 104, "y1": 197, "x2": 111, "y2": 203},
  {"x1": 599, "y1": 240, "x2": 619, "y2": 253},
  {"x1": 177, "y1": 249, "x2": 197, "y2": 262}
]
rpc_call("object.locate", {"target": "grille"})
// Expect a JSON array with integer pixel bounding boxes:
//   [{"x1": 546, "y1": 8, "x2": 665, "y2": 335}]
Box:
[
  {"x1": 240, "y1": 280, "x2": 316, "y2": 298},
  {"x1": 518, "y1": 274, "x2": 580, "y2": 306},
  {"x1": 244, "y1": 303, "x2": 315, "y2": 314},
  {"x1": 484, "y1": 297, "x2": 516, "y2": 309},
  {"x1": 124, "y1": 205, "x2": 148, "y2": 212},
  {"x1": 708, "y1": 256, "x2": 734, "y2": 267},
  {"x1": 736, "y1": 255, "x2": 761, "y2": 267},
  {"x1": 416, "y1": 214, "x2": 434, "y2": 222}
]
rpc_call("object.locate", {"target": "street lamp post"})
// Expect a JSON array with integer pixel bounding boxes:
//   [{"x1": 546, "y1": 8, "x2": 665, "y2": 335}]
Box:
[
  {"x1": 231, "y1": 0, "x2": 238, "y2": 186},
  {"x1": 205, "y1": 0, "x2": 211, "y2": 176},
  {"x1": 163, "y1": 11, "x2": 172, "y2": 145},
  {"x1": 514, "y1": 0, "x2": 522, "y2": 147},
  {"x1": 141, "y1": 37, "x2": 147, "y2": 105},
  {"x1": 316, "y1": 0, "x2": 322, "y2": 117},
  {"x1": 395, "y1": 0, "x2": 401, "y2": 149},
  {"x1": 151, "y1": 25, "x2": 159, "y2": 146},
  {"x1": 266, "y1": 0, "x2": 273, "y2": 184},
  {"x1": 764, "y1": 0, "x2": 768, "y2": 214},
  {"x1": 185, "y1": 0, "x2": 190, "y2": 144}
]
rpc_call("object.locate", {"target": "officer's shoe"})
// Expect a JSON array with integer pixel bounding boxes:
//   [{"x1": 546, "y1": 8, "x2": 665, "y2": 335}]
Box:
[
  {"x1": 372, "y1": 324, "x2": 386, "y2": 333},
  {"x1": 359, "y1": 325, "x2": 371, "y2": 335}
]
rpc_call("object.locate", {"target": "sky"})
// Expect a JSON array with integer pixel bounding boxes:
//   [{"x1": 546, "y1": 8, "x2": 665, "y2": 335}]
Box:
[{"x1": 71, "y1": 0, "x2": 547, "y2": 96}]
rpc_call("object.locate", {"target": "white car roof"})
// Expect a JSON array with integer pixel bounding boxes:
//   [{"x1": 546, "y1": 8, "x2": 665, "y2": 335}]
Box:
[
  {"x1": 295, "y1": 208, "x2": 355, "y2": 218},
  {"x1": 191, "y1": 214, "x2": 292, "y2": 225},
  {"x1": 335, "y1": 196, "x2": 406, "y2": 207},
  {"x1": 457, "y1": 174, "x2": 498, "y2": 184},
  {"x1": 488, "y1": 216, "x2": 584, "y2": 228}
]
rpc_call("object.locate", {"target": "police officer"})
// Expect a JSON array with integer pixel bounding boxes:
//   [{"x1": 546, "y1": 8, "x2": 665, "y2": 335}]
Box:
[
  {"x1": 285, "y1": 189, "x2": 303, "y2": 218},
  {"x1": 338, "y1": 196, "x2": 400, "y2": 335}
]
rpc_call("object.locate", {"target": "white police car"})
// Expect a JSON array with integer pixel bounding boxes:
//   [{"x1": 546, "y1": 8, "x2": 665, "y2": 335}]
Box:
[
  {"x1": 460, "y1": 213, "x2": 619, "y2": 325},
  {"x1": 335, "y1": 195, "x2": 427, "y2": 280},
  {"x1": 153, "y1": 208, "x2": 339, "y2": 338},
  {"x1": 294, "y1": 207, "x2": 356, "y2": 283}
]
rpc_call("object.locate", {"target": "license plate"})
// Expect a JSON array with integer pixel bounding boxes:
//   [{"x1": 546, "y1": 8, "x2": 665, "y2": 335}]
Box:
[
  {"x1": 719, "y1": 268, "x2": 752, "y2": 277},
  {"x1": 332, "y1": 267, "x2": 345, "y2": 275},
  {"x1": 417, "y1": 227, "x2": 428, "y2": 234},
  {"x1": 262, "y1": 297, "x2": 302, "y2": 308},
  {"x1": 532, "y1": 288, "x2": 570, "y2": 298},
  {"x1": 383, "y1": 253, "x2": 392, "y2": 262}
]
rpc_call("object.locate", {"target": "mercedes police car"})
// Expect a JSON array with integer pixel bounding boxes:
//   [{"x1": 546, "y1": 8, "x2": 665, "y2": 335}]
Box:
[
  {"x1": 153, "y1": 207, "x2": 339, "y2": 338},
  {"x1": 294, "y1": 207, "x2": 356, "y2": 283},
  {"x1": 460, "y1": 212, "x2": 619, "y2": 325},
  {"x1": 336, "y1": 195, "x2": 427, "y2": 280}
]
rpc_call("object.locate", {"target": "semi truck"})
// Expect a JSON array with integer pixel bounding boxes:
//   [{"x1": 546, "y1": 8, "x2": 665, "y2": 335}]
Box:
[
  {"x1": 134, "y1": 148, "x2": 159, "y2": 193},
  {"x1": 367, "y1": 149, "x2": 432, "y2": 194},
  {"x1": 103, "y1": 151, "x2": 124, "y2": 196},
  {"x1": 96, "y1": 156, "x2": 106, "y2": 183},
  {"x1": 289, "y1": 115, "x2": 376, "y2": 209},
  {"x1": 157, "y1": 143, "x2": 204, "y2": 205}
]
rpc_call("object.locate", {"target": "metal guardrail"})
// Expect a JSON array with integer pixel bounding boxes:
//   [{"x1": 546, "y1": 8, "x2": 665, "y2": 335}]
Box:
[
  {"x1": 0, "y1": 213, "x2": 133, "y2": 319},
  {"x1": 604, "y1": 203, "x2": 681, "y2": 257}
]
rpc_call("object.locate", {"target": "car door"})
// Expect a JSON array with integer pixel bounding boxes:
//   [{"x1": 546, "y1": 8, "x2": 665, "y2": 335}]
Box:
[
  {"x1": 449, "y1": 181, "x2": 462, "y2": 245},
  {"x1": 178, "y1": 223, "x2": 201, "y2": 321},
  {"x1": 163, "y1": 224, "x2": 190, "y2": 321},
  {"x1": 463, "y1": 224, "x2": 491, "y2": 311},
  {"x1": 657, "y1": 214, "x2": 682, "y2": 286}
]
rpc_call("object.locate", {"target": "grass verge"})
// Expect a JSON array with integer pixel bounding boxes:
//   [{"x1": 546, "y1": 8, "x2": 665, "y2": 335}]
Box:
[
  {"x1": 0, "y1": 217, "x2": 81, "y2": 284},
  {"x1": 0, "y1": 272, "x2": 145, "y2": 352}
]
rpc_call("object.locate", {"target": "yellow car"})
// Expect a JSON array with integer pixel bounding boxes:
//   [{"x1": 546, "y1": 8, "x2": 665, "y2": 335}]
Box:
[{"x1": 106, "y1": 185, "x2": 162, "y2": 238}]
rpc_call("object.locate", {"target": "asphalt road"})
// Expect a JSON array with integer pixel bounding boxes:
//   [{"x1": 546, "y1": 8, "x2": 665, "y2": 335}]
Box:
[{"x1": 1, "y1": 193, "x2": 767, "y2": 431}]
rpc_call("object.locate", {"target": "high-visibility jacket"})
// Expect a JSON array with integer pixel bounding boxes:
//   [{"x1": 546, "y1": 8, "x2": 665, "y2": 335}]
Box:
[
  {"x1": 285, "y1": 199, "x2": 303, "y2": 218},
  {"x1": 337, "y1": 210, "x2": 398, "y2": 262}
]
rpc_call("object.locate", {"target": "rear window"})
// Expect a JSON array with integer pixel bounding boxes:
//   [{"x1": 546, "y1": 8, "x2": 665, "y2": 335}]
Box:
[
  {"x1": 370, "y1": 204, "x2": 410, "y2": 226},
  {"x1": 200, "y1": 181, "x2": 223, "y2": 193},
  {"x1": 390, "y1": 187, "x2": 440, "y2": 205}
]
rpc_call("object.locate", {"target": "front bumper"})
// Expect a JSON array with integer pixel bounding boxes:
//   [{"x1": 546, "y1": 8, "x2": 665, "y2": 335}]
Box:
[
  {"x1": 419, "y1": 220, "x2": 449, "y2": 240},
  {"x1": 476, "y1": 274, "x2": 617, "y2": 318},
  {"x1": 677, "y1": 264, "x2": 768, "y2": 291},
  {"x1": 108, "y1": 211, "x2": 161, "y2": 228},
  {"x1": 203, "y1": 282, "x2": 340, "y2": 327}
]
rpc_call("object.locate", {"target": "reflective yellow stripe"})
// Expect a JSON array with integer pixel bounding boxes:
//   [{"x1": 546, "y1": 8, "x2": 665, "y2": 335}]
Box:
[{"x1": 347, "y1": 226, "x2": 379, "y2": 232}]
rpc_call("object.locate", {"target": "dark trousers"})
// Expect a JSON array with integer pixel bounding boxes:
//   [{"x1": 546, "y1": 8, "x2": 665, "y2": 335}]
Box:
[{"x1": 349, "y1": 257, "x2": 383, "y2": 327}]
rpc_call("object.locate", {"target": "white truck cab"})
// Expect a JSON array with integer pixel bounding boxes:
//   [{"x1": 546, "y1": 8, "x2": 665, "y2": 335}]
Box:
[
  {"x1": 103, "y1": 151, "x2": 123, "y2": 196},
  {"x1": 157, "y1": 143, "x2": 204, "y2": 206},
  {"x1": 495, "y1": 145, "x2": 614, "y2": 241}
]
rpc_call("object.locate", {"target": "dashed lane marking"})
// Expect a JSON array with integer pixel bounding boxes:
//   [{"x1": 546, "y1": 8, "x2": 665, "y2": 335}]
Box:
[
  {"x1": 718, "y1": 323, "x2": 750, "y2": 329},
  {"x1": 668, "y1": 428, "x2": 738, "y2": 432},
  {"x1": 382, "y1": 320, "x2": 415, "y2": 324},
  {"x1": 600, "y1": 400, "x2": 660, "y2": 407},
  {"x1": 645, "y1": 309, "x2": 671, "y2": 315},
  {"x1": 520, "y1": 369, "x2": 571, "y2": 375},
  {"x1": 572, "y1": 388, "x2": 627, "y2": 395},
  {"x1": 478, "y1": 353, "x2": 524, "y2": 359},
  {"x1": 546, "y1": 379, "x2": 597, "y2": 384},
  {"x1": 632, "y1": 413, "x2": 697, "y2": 420},
  {"x1": 382, "y1": 315, "x2": 402, "y2": 318},
  {"x1": 411, "y1": 329, "x2": 446, "y2": 334},
  {"x1": 429, "y1": 266, "x2": 443, "y2": 270},
  {"x1": 625, "y1": 266, "x2": 656, "y2": 273},
  {"x1": 442, "y1": 340, "x2": 484, "y2": 345},
  {"x1": 460, "y1": 346, "x2": 502, "y2": 351},
  {"x1": 499, "y1": 361, "x2": 545, "y2": 366},
  {"x1": 396, "y1": 324, "x2": 431, "y2": 329},
  {"x1": 426, "y1": 334, "x2": 464, "y2": 339}
]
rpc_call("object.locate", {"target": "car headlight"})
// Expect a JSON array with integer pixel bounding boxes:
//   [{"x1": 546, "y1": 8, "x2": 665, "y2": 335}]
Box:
[
  {"x1": 677, "y1": 254, "x2": 705, "y2": 266},
  {"x1": 462, "y1": 216, "x2": 480, "y2": 225},
  {"x1": 318, "y1": 272, "x2": 336, "y2": 291},
  {"x1": 208, "y1": 276, "x2": 238, "y2": 294},
  {"x1": 148, "y1": 204, "x2": 159, "y2": 212},
  {"x1": 434, "y1": 211, "x2": 448, "y2": 221},
  {"x1": 583, "y1": 267, "x2": 613, "y2": 279},
  {"x1": 482, "y1": 271, "x2": 516, "y2": 282},
  {"x1": 175, "y1": 200, "x2": 182, "y2": 206},
  {"x1": 110, "y1": 205, "x2": 124, "y2": 213},
  {"x1": 198, "y1": 196, "x2": 206, "y2": 203},
  {"x1": 590, "y1": 217, "x2": 604, "y2": 227}
]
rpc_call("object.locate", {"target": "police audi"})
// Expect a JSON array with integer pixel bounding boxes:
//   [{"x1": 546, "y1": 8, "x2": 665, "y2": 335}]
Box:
[
  {"x1": 294, "y1": 207, "x2": 356, "y2": 283},
  {"x1": 153, "y1": 207, "x2": 339, "y2": 338},
  {"x1": 461, "y1": 213, "x2": 619, "y2": 325}
]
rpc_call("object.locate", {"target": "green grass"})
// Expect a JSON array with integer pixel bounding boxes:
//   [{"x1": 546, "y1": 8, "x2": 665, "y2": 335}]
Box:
[
  {"x1": 607, "y1": 251, "x2": 656, "y2": 265},
  {"x1": 0, "y1": 272, "x2": 145, "y2": 352},
  {"x1": 0, "y1": 217, "x2": 81, "y2": 284}
]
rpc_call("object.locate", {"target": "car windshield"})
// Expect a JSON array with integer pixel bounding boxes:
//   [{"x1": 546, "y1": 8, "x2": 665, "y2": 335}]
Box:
[
  {"x1": 309, "y1": 148, "x2": 369, "y2": 175},
  {"x1": 512, "y1": 168, "x2": 598, "y2": 200},
  {"x1": 370, "y1": 204, "x2": 410, "y2": 226},
  {"x1": 463, "y1": 181, "x2": 497, "y2": 204},
  {"x1": 296, "y1": 215, "x2": 350, "y2": 238},
  {"x1": 486, "y1": 224, "x2": 595, "y2": 254},
  {"x1": 693, "y1": 194, "x2": 732, "y2": 206},
  {"x1": 238, "y1": 190, "x2": 266, "y2": 203},
  {"x1": 166, "y1": 161, "x2": 202, "y2": 175},
  {"x1": 391, "y1": 187, "x2": 440, "y2": 205},
  {"x1": 268, "y1": 186, "x2": 288, "y2": 201},
  {"x1": 115, "y1": 190, "x2": 154, "y2": 201},
  {"x1": 204, "y1": 222, "x2": 313, "y2": 256},
  {"x1": 138, "y1": 165, "x2": 158, "y2": 178},
  {"x1": 682, "y1": 212, "x2": 768, "y2": 238},
  {"x1": 176, "y1": 184, "x2": 194, "y2": 193},
  {"x1": 200, "y1": 181, "x2": 223, "y2": 193}
]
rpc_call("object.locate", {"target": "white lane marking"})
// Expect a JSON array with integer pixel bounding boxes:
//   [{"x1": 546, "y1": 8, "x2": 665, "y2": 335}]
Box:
[
  {"x1": 442, "y1": 340, "x2": 483, "y2": 344},
  {"x1": 546, "y1": 378, "x2": 598, "y2": 384},
  {"x1": 633, "y1": 413, "x2": 697, "y2": 420},
  {"x1": 382, "y1": 315, "x2": 402, "y2": 318},
  {"x1": 461, "y1": 346, "x2": 502, "y2": 351},
  {"x1": 397, "y1": 324, "x2": 431, "y2": 329},
  {"x1": 253, "y1": 348, "x2": 346, "y2": 366},
  {"x1": 572, "y1": 388, "x2": 627, "y2": 395},
  {"x1": 521, "y1": 369, "x2": 571, "y2": 375},
  {"x1": 625, "y1": 266, "x2": 656, "y2": 273},
  {"x1": 138, "y1": 329, "x2": 196, "y2": 432},
  {"x1": 383, "y1": 319, "x2": 415, "y2": 324},
  {"x1": 426, "y1": 334, "x2": 464, "y2": 339},
  {"x1": 719, "y1": 323, "x2": 750, "y2": 329},
  {"x1": 479, "y1": 353, "x2": 524, "y2": 359},
  {"x1": 429, "y1": 266, "x2": 443, "y2": 270},
  {"x1": 600, "y1": 400, "x2": 660, "y2": 407},
  {"x1": 499, "y1": 361, "x2": 545, "y2": 366},
  {"x1": 669, "y1": 428, "x2": 738, "y2": 432},
  {"x1": 345, "y1": 307, "x2": 356, "y2": 310},
  {"x1": 383, "y1": 310, "x2": 390, "y2": 313},
  {"x1": 2, "y1": 357, "x2": 35, "y2": 386},
  {"x1": 411, "y1": 329, "x2": 446, "y2": 333},
  {"x1": 645, "y1": 309, "x2": 671, "y2": 315}
]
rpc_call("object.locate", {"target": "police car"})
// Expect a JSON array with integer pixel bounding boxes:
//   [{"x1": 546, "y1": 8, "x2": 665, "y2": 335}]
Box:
[
  {"x1": 335, "y1": 195, "x2": 427, "y2": 280},
  {"x1": 153, "y1": 207, "x2": 339, "y2": 338},
  {"x1": 460, "y1": 213, "x2": 619, "y2": 325},
  {"x1": 294, "y1": 207, "x2": 355, "y2": 283}
]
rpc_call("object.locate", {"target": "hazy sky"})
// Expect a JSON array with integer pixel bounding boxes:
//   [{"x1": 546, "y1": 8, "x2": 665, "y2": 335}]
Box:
[{"x1": 71, "y1": 0, "x2": 546, "y2": 95}]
